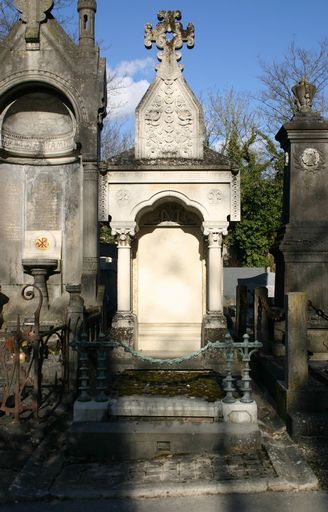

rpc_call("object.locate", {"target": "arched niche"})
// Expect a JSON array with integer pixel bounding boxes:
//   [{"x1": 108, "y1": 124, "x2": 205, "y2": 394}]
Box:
[
  {"x1": 0, "y1": 85, "x2": 77, "y2": 163},
  {"x1": 134, "y1": 200, "x2": 205, "y2": 352}
]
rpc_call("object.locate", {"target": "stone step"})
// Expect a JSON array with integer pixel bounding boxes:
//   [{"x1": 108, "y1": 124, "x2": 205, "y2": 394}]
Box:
[
  {"x1": 108, "y1": 395, "x2": 221, "y2": 419},
  {"x1": 68, "y1": 420, "x2": 261, "y2": 460}
]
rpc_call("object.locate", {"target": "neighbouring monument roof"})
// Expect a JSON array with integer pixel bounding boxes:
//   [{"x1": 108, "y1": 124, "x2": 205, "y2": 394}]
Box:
[{"x1": 103, "y1": 145, "x2": 237, "y2": 170}]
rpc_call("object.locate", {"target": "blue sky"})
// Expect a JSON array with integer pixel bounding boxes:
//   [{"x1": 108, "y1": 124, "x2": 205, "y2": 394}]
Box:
[{"x1": 58, "y1": 0, "x2": 328, "y2": 123}]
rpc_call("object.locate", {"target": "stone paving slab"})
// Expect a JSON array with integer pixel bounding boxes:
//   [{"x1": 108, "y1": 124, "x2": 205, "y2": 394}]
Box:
[{"x1": 8, "y1": 433, "x2": 318, "y2": 501}]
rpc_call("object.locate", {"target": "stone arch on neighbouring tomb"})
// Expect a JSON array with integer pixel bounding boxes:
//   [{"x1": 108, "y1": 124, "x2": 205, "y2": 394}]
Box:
[
  {"x1": 133, "y1": 199, "x2": 205, "y2": 353},
  {"x1": 0, "y1": 84, "x2": 78, "y2": 163}
]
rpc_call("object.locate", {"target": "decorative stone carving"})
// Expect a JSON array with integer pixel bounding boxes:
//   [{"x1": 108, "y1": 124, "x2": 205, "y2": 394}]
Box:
[
  {"x1": 142, "y1": 82, "x2": 197, "y2": 158},
  {"x1": 144, "y1": 10, "x2": 194, "y2": 60},
  {"x1": 1, "y1": 92, "x2": 76, "y2": 159},
  {"x1": 98, "y1": 174, "x2": 108, "y2": 222},
  {"x1": 231, "y1": 174, "x2": 241, "y2": 221},
  {"x1": 136, "y1": 11, "x2": 203, "y2": 160},
  {"x1": 292, "y1": 78, "x2": 316, "y2": 113},
  {"x1": 141, "y1": 203, "x2": 200, "y2": 226},
  {"x1": 301, "y1": 147, "x2": 320, "y2": 170},
  {"x1": 14, "y1": 0, "x2": 53, "y2": 45},
  {"x1": 115, "y1": 189, "x2": 130, "y2": 203},
  {"x1": 293, "y1": 145, "x2": 325, "y2": 173},
  {"x1": 23, "y1": 230, "x2": 62, "y2": 261},
  {"x1": 83, "y1": 162, "x2": 98, "y2": 181},
  {"x1": 207, "y1": 230, "x2": 223, "y2": 249},
  {"x1": 207, "y1": 189, "x2": 222, "y2": 204},
  {"x1": 112, "y1": 228, "x2": 136, "y2": 248}
]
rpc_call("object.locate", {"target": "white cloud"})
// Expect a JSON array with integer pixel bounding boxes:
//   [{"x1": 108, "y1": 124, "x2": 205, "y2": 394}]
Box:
[
  {"x1": 115, "y1": 57, "x2": 153, "y2": 78},
  {"x1": 107, "y1": 57, "x2": 154, "y2": 119}
]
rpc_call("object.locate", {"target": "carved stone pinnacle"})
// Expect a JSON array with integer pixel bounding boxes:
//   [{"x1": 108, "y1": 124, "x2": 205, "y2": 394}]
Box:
[
  {"x1": 292, "y1": 77, "x2": 317, "y2": 114},
  {"x1": 144, "y1": 10, "x2": 194, "y2": 62},
  {"x1": 14, "y1": 0, "x2": 53, "y2": 43}
]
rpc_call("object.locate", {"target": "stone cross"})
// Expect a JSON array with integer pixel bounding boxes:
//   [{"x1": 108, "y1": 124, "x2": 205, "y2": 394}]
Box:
[
  {"x1": 14, "y1": 0, "x2": 53, "y2": 43},
  {"x1": 144, "y1": 10, "x2": 194, "y2": 62}
]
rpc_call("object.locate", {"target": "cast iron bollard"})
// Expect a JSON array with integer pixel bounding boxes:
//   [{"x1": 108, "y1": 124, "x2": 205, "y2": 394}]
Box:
[
  {"x1": 95, "y1": 333, "x2": 108, "y2": 402},
  {"x1": 77, "y1": 333, "x2": 92, "y2": 402},
  {"x1": 221, "y1": 333, "x2": 237, "y2": 403},
  {"x1": 237, "y1": 334, "x2": 262, "y2": 403}
]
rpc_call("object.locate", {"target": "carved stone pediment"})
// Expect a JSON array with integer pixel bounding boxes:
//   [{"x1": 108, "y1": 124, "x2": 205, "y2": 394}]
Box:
[{"x1": 136, "y1": 11, "x2": 203, "y2": 160}]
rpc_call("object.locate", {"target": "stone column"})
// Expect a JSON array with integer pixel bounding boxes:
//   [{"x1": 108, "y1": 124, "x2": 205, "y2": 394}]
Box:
[
  {"x1": 81, "y1": 161, "x2": 98, "y2": 307},
  {"x1": 116, "y1": 230, "x2": 133, "y2": 313},
  {"x1": 202, "y1": 226, "x2": 227, "y2": 344},
  {"x1": 207, "y1": 229, "x2": 223, "y2": 312},
  {"x1": 110, "y1": 225, "x2": 137, "y2": 347}
]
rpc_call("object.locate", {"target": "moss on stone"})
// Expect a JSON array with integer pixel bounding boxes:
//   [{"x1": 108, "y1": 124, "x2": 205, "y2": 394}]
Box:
[{"x1": 110, "y1": 370, "x2": 225, "y2": 402}]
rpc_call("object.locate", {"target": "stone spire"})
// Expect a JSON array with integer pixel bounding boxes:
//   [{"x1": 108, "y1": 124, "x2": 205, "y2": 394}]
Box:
[
  {"x1": 77, "y1": 0, "x2": 97, "y2": 48},
  {"x1": 136, "y1": 11, "x2": 203, "y2": 160},
  {"x1": 14, "y1": 0, "x2": 53, "y2": 44}
]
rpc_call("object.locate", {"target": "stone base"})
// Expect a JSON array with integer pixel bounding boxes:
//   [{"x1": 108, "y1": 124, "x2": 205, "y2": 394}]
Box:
[
  {"x1": 73, "y1": 400, "x2": 109, "y2": 422},
  {"x1": 110, "y1": 312, "x2": 136, "y2": 348},
  {"x1": 222, "y1": 400, "x2": 258, "y2": 424},
  {"x1": 68, "y1": 421, "x2": 261, "y2": 460},
  {"x1": 202, "y1": 312, "x2": 227, "y2": 345}
]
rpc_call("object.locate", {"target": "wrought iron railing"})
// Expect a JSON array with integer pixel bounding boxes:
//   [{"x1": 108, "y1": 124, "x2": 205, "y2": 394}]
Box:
[
  {"x1": 71, "y1": 333, "x2": 262, "y2": 405},
  {"x1": 0, "y1": 285, "x2": 69, "y2": 421}
]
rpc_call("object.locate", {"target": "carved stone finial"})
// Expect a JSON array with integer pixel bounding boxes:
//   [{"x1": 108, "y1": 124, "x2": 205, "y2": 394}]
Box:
[
  {"x1": 14, "y1": 0, "x2": 53, "y2": 44},
  {"x1": 144, "y1": 10, "x2": 194, "y2": 64},
  {"x1": 292, "y1": 77, "x2": 317, "y2": 113}
]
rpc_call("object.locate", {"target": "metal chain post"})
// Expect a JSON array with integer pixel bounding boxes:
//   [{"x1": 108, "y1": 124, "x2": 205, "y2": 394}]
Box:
[
  {"x1": 77, "y1": 333, "x2": 91, "y2": 402},
  {"x1": 237, "y1": 334, "x2": 262, "y2": 403},
  {"x1": 222, "y1": 333, "x2": 236, "y2": 403},
  {"x1": 95, "y1": 334, "x2": 108, "y2": 402}
]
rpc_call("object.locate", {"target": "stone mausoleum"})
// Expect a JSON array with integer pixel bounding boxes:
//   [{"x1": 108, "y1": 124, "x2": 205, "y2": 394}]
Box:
[
  {"x1": 100, "y1": 11, "x2": 240, "y2": 354},
  {"x1": 0, "y1": 0, "x2": 106, "y2": 324}
]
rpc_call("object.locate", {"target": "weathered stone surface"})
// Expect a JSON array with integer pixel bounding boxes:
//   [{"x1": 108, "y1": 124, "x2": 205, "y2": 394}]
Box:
[
  {"x1": 100, "y1": 13, "x2": 240, "y2": 355},
  {"x1": 0, "y1": 2, "x2": 106, "y2": 320},
  {"x1": 136, "y1": 11, "x2": 202, "y2": 160},
  {"x1": 222, "y1": 400, "x2": 258, "y2": 424},
  {"x1": 285, "y1": 292, "x2": 308, "y2": 391}
]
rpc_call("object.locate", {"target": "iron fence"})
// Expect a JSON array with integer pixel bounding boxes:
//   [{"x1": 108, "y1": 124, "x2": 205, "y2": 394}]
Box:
[{"x1": 71, "y1": 332, "x2": 262, "y2": 404}]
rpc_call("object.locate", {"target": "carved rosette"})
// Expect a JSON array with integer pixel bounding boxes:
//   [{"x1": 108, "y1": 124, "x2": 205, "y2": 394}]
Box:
[
  {"x1": 207, "y1": 189, "x2": 222, "y2": 204},
  {"x1": 293, "y1": 145, "x2": 325, "y2": 174}
]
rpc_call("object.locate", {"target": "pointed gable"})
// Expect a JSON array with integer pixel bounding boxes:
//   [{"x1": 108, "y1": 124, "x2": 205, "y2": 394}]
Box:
[{"x1": 135, "y1": 11, "x2": 204, "y2": 160}]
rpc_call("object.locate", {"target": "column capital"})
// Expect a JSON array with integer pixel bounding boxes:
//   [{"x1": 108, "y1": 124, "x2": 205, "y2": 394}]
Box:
[
  {"x1": 202, "y1": 223, "x2": 228, "y2": 248},
  {"x1": 111, "y1": 224, "x2": 137, "y2": 248}
]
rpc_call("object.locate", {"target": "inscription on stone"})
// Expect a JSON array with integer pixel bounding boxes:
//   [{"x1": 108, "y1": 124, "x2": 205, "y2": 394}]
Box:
[
  {"x1": 0, "y1": 176, "x2": 22, "y2": 240},
  {"x1": 26, "y1": 171, "x2": 62, "y2": 230}
]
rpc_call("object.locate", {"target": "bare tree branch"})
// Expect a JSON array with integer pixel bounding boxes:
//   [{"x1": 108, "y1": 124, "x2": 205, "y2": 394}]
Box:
[{"x1": 259, "y1": 39, "x2": 328, "y2": 133}]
